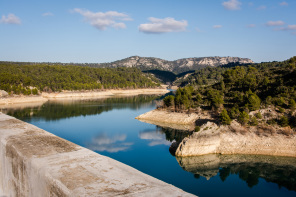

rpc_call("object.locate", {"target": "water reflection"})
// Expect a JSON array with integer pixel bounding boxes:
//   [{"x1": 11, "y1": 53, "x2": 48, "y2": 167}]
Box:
[
  {"x1": 86, "y1": 133, "x2": 133, "y2": 153},
  {"x1": 139, "y1": 130, "x2": 172, "y2": 146},
  {"x1": 1, "y1": 95, "x2": 160, "y2": 121},
  {"x1": 176, "y1": 154, "x2": 296, "y2": 191},
  {"x1": 139, "y1": 126, "x2": 192, "y2": 147}
]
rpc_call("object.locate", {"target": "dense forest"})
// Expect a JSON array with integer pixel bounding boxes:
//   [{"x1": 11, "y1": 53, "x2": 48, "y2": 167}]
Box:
[
  {"x1": 162, "y1": 56, "x2": 296, "y2": 129},
  {"x1": 0, "y1": 63, "x2": 160, "y2": 95}
]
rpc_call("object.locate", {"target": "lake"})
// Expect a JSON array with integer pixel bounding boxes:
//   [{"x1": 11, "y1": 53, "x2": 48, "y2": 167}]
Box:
[{"x1": 1, "y1": 94, "x2": 296, "y2": 197}]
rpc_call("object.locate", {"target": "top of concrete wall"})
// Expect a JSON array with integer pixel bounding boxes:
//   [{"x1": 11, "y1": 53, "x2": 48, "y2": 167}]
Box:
[{"x1": 0, "y1": 113, "x2": 195, "y2": 197}]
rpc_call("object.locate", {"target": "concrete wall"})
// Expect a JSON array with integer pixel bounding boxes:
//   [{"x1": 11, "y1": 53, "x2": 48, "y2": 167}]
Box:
[{"x1": 0, "y1": 113, "x2": 194, "y2": 197}]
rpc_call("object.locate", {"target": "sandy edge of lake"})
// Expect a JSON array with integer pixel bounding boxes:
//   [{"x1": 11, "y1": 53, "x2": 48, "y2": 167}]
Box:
[{"x1": 0, "y1": 88, "x2": 169, "y2": 105}]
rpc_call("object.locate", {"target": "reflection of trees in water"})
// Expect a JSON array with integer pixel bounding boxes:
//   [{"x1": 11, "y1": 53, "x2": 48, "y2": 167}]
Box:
[
  {"x1": 4, "y1": 95, "x2": 160, "y2": 121},
  {"x1": 176, "y1": 154, "x2": 296, "y2": 191}
]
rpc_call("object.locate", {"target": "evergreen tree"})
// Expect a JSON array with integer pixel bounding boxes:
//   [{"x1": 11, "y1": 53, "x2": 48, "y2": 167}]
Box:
[
  {"x1": 238, "y1": 111, "x2": 249, "y2": 125},
  {"x1": 219, "y1": 109, "x2": 232, "y2": 125}
]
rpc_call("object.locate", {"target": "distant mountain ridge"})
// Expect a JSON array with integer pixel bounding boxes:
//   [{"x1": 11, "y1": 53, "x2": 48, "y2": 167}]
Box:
[{"x1": 97, "y1": 56, "x2": 254, "y2": 74}]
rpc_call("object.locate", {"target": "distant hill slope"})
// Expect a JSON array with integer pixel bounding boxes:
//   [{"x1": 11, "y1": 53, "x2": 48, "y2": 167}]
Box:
[{"x1": 97, "y1": 56, "x2": 254, "y2": 74}]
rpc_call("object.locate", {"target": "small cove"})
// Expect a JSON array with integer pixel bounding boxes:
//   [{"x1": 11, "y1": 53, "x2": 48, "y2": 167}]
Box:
[{"x1": 1, "y1": 94, "x2": 296, "y2": 197}]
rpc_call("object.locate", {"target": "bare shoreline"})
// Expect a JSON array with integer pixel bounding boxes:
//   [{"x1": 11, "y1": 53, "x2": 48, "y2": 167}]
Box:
[
  {"x1": 136, "y1": 109, "x2": 296, "y2": 158},
  {"x1": 0, "y1": 88, "x2": 169, "y2": 105}
]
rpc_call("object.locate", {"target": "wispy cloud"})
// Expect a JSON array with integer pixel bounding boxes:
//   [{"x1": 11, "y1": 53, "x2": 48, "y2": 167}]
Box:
[
  {"x1": 266, "y1": 20, "x2": 285, "y2": 26},
  {"x1": 280, "y1": 1, "x2": 288, "y2": 6},
  {"x1": 0, "y1": 14, "x2": 21, "y2": 25},
  {"x1": 86, "y1": 133, "x2": 133, "y2": 153},
  {"x1": 247, "y1": 24, "x2": 256, "y2": 28},
  {"x1": 73, "y1": 8, "x2": 132, "y2": 30},
  {"x1": 257, "y1": 5, "x2": 267, "y2": 10},
  {"x1": 222, "y1": 0, "x2": 242, "y2": 10},
  {"x1": 276, "y1": 25, "x2": 296, "y2": 31},
  {"x1": 139, "y1": 17, "x2": 187, "y2": 34},
  {"x1": 195, "y1": 27, "x2": 202, "y2": 33},
  {"x1": 139, "y1": 130, "x2": 171, "y2": 147},
  {"x1": 213, "y1": 25, "x2": 222, "y2": 29},
  {"x1": 42, "y1": 12, "x2": 54, "y2": 17}
]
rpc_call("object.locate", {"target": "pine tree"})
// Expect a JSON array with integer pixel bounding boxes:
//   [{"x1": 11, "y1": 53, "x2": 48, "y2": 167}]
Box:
[{"x1": 219, "y1": 109, "x2": 231, "y2": 125}]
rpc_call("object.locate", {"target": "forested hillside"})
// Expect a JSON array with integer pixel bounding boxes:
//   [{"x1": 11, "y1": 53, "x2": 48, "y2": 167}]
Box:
[
  {"x1": 162, "y1": 56, "x2": 296, "y2": 128},
  {"x1": 0, "y1": 63, "x2": 160, "y2": 95}
]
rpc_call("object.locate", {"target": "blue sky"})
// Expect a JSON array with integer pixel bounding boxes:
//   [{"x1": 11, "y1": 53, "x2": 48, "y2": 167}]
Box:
[{"x1": 0, "y1": 0, "x2": 295, "y2": 63}]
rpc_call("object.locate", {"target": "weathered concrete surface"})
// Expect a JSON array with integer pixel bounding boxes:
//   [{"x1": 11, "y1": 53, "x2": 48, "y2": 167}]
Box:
[
  {"x1": 175, "y1": 121, "x2": 296, "y2": 157},
  {"x1": 0, "y1": 113, "x2": 195, "y2": 197}
]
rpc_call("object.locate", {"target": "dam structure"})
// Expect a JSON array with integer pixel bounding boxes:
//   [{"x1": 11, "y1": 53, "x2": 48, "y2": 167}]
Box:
[{"x1": 0, "y1": 113, "x2": 194, "y2": 197}]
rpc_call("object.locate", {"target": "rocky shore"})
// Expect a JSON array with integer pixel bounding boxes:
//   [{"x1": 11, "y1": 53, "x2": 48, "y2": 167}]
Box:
[
  {"x1": 136, "y1": 109, "x2": 296, "y2": 158},
  {"x1": 135, "y1": 109, "x2": 211, "y2": 131},
  {"x1": 174, "y1": 121, "x2": 296, "y2": 157},
  {"x1": 0, "y1": 88, "x2": 169, "y2": 105}
]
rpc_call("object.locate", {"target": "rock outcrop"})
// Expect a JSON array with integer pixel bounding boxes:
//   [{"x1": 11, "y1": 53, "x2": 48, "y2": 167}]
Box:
[
  {"x1": 0, "y1": 90, "x2": 8, "y2": 98},
  {"x1": 135, "y1": 109, "x2": 206, "y2": 131},
  {"x1": 98, "y1": 56, "x2": 254, "y2": 74},
  {"x1": 174, "y1": 121, "x2": 296, "y2": 157}
]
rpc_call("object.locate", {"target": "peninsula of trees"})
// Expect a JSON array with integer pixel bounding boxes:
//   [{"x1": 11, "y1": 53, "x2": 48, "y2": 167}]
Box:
[{"x1": 162, "y1": 56, "x2": 296, "y2": 129}]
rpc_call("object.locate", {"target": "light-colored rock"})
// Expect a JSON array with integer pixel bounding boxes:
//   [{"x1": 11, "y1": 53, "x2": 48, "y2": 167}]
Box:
[
  {"x1": 136, "y1": 109, "x2": 213, "y2": 131},
  {"x1": 0, "y1": 113, "x2": 195, "y2": 197},
  {"x1": 136, "y1": 109, "x2": 199, "y2": 126},
  {"x1": 42, "y1": 89, "x2": 169, "y2": 99},
  {"x1": 175, "y1": 121, "x2": 296, "y2": 157},
  {"x1": 0, "y1": 96, "x2": 48, "y2": 105},
  {"x1": 0, "y1": 90, "x2": 8, "y2": 98},
  {"x1": 101, "y1": 56, "x2": 254, "y2": 74}
]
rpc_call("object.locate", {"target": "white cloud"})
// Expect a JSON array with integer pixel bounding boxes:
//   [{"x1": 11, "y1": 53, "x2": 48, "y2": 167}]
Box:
[
  {"x1": 213, "y1": 25, "x2": 222, "y2": 29},
  {"x1": 266, "y1": 20, "x2": 285, "y2": 26},
  {"x1": 42, "y1": 12, "x2": 54, "y2": 17},
  {"x1": 138, "y1": 17, "x2": 187, "y2": 34},
  {"x1": 0, "y1": 14, "x2": 21, "y2": 25},
  {"x1": 247, "y1": 24, "x2": 256, "y2": 28},
  {"x1": 280, "y1": 1, "x2": 288, "y2": 6},
  {"x1": 222, "y1": 0, "x2": 242, "y2": 10},
  {"x1": 73, "y1": 8, "x2": 132, "y2": 30}
]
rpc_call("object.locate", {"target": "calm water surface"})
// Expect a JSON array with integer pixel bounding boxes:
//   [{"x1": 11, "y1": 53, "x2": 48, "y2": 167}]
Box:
[{"x1": 2, "y1": 95, "x2": 296, "y2": 197}]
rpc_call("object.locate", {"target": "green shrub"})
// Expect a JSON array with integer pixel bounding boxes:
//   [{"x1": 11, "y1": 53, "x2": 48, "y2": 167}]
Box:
[
  {"x1": 163, "y1": 95, "x2": 175, "y2": 107},
  {"x1": 249, "y1": 116, "x2": 258, "y2": 126},
  {"x1": 238, "y1": 111, "x2": 249, "y2": 125},
  {"x1": 255, "y1": 112, "x2": 262, "y2": 119},
  {"x1": 278, "y1": 106, "x2": 285, "y2": 113},
  {"x1": 279, "y1": 116, "x2": 289, "y2": 127},
  {"x1": 289, "y1": 99, "x2": 296, "y2": 110},
  {"x1": 229, "y1": 107, "x2": 240, "y2": 119},
  {"x1": 195, "y1": 126, "x2": 201, "y2": 132},
  {"x1": 219, "y1": 109, "x2": 231, "y2": 125}
]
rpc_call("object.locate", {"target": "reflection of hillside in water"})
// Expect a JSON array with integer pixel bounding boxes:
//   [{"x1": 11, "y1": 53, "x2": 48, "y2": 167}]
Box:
[
  {"x1": 176, "y1": 154, "x2": 296, "y2": 191},
  {"x1": 2, "y1": 95, "x2": 160, "y2": 121}
]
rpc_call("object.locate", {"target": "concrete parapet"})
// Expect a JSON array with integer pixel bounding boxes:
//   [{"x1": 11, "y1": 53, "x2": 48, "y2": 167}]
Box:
[{"x1": 0, "y1": 113, "x2": 194, "y2": 197}]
